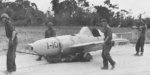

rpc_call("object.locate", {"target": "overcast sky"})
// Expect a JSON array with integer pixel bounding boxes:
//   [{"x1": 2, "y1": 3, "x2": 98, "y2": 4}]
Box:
[{"x1": 8, "y1": 0, "x2": 150, "y2": 18}]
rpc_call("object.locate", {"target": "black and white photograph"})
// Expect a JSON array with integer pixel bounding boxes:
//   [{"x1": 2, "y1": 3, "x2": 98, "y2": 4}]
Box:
[{"x1": 0, "y1": 0, "x2": 150, "y2": 75}]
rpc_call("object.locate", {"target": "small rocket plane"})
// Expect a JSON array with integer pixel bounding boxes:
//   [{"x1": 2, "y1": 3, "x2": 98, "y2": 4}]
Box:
[{"x1": 26, "y1": 27, "x2": 129, "y2": 63}]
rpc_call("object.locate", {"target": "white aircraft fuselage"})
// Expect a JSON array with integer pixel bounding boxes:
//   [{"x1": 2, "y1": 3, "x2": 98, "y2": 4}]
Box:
[{"x1": 27, "y1": 27, "x2": 129, "y2": 62}]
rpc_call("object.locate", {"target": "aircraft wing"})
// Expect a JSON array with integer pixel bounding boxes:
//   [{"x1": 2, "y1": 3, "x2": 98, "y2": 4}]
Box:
[
  {"x1": 71, "y1": 41, "x2": 104, "y2": 48},
  {"x1": 70, "y1": 41, "x2": 104, "y2": 53},
  {"x1": 70, "y1": 38, "x2": 129, "y2": 53},
  {"x1": 112, "y1": 38, "x2": 129, "y2": 45}
]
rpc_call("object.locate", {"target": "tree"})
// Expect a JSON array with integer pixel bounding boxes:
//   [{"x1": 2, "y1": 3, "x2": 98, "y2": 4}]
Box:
[
  {"x1": 52, "y1": 0, "x2": 78, "y2": 25},
  {"x1": 31, "y1": 3, "x2": 37, "y2": 10},
  {"x1": 104, "y1": 0, "x2": 118, "y2": 9},
  {"x1": 122, "y1": 16, "x2": 134, "y2": 27},
  {"x1": 145, "y1": 18, "x2": 150, "y2": 28},
  {"x1": 15, "y1": 0, "x2": 23, "y2": 3},
  {"x1": 0, "y1": 0, "x2": 2, "y2": 3},
  {"x1": 51, "y1": 0, "x2": 59, "y2": 16},
  {"x1": 58, "y1": 0, "x2": 77, "y2": 15},
  {"x1": 0, "y1": 0, "x2": 46, "y2": 26},
  {"x1": 77, "y1": 0, "x2": 89, "y2": 7},
  {"x1": 22, "y1": 0, "x2": 30, "y2": 8},
  {"x1": 94, "y1": 6, "x2": 114, "y2": 22},
  {"x1": 104, "y1": 0, "x2": 110, "y2": 5}
]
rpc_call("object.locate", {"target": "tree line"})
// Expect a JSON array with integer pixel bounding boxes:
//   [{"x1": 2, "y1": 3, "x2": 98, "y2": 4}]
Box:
[
  {"x1": 0, "y1": 0, "x2": 150, "y2": 28},
  {"x1": 0, "y1": 0, "x2": 45, "y2": 26}
]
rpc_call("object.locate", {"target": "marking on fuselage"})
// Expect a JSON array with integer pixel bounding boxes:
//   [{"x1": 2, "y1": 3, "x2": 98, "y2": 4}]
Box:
[{"x1": 47, "y1": 42, "x2": 59, "y2": 49}]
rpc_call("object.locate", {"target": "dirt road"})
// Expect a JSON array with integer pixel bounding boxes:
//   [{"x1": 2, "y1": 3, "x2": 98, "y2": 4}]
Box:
[{"x1": 0, "y1": 44, "x2": 150, "y2": 75}]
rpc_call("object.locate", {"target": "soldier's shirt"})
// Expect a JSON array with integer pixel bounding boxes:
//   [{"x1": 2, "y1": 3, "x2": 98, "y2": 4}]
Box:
[
  {"x1": 45, "y1": 27, "x2": 56, "y2": 38},
  {"x1": 104, "y1": 26, "x2": 112, "y2": 44},
  {"x1": 4, "y1": 20, "x2": 15, "y2": 39},
  {"x1": 140, "y1": 25, "x2": 147, "y2": 38}
]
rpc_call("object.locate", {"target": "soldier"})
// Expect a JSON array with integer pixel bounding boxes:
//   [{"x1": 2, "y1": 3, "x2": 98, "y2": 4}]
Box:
[
  {"x1": 135, "y1": 21, "x2": 147, "y2": 56},
  {"x1": 36, "y1": 22, "x2": 56, "y2": 61},
  {"x1": 1, "y1": 13, "x2": 18, "y2": 73},
  {"x1": 100, "y1": 18, "x2": 116, "y2": 70}
]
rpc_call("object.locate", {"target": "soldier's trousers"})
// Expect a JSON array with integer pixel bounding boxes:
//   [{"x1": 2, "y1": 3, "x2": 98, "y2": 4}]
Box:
[
  {"x1": 135, "y1": 37, "x2": 145, "y2": 53},
  {"x1": 7, "y1": 37, "x2": 18, "y2": 72},
  {"x1": 102, "y1": 44, "x2": 115, "y2": 67}
]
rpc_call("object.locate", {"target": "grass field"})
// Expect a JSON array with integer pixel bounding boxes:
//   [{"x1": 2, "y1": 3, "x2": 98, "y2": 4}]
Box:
[{"x1": 0, "y1": 26, "x2": 136, "y2": 51}]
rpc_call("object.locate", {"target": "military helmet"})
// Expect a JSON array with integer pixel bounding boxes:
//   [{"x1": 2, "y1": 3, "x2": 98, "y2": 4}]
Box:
[
  {"x1": 101, "y1": 18, "x2": 107, "y2": 23},
  {"x1": 1, "y1": 13, "x2": 10, "y2": 19},
  {"x1": 48, "y1": 22, "x2": 53, "y2": 26}
]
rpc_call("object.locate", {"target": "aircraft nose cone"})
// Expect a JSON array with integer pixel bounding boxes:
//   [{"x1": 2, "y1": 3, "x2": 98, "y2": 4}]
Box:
[{"x1": 25, "y1": 44, "x2": 34, "y2": 51}]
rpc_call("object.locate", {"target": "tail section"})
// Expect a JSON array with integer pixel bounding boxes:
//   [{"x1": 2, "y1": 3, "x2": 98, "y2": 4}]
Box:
[{"x1": 78, "y1": 27, "x2": 93, "y2": 36}]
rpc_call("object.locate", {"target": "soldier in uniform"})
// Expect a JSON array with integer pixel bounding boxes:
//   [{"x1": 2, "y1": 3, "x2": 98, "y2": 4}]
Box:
[
  {"x1": 1, "y1": 13, "x2": 18, "y2": 73},
  {"x1": 100, "y1": 18, "x2": 116, "y2": 70},
  {"x1": 135, "y1": 21, "x2": 147, "y2": 56},
  {"x1": 36, "y1": 22, "x2": 56, "y2": 61}
]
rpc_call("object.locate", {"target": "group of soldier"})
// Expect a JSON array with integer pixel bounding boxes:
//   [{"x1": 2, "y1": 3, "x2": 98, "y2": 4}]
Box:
[
  {"x1": 0, "y1": 11, "x2": 147, "y2": 74},
  {"x1": 99, "y1": 18, "x2": 147, "y2": 70}
]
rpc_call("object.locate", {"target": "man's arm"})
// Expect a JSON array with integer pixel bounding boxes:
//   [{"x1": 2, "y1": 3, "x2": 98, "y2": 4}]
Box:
[
  {"x1": 11, "y1": 31, "x2": 17, "y2": 41},
  {"x1": 139, "y1": 25, "x2": 147, "y2": 37},
  {"x1": 104, "y1": 28, "x2": 112, "y2": 44},
  {"x1": 104, "y1": 36, "x2": 111, "y2": 44},
  {"x1": 104, "y1": 37, "x2": 109, "y2": 44},
  {"x1": 52, "y1": 29, "x2": 56, "y2": 37},
  {"x1": 45, "y1": 30, "x2": 48, "y2": 38}
]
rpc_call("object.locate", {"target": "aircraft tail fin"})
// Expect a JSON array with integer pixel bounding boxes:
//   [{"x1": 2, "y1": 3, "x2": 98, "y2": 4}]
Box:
[{"x1": 78, "y1": 27, "x2": 93, "y2": 36}]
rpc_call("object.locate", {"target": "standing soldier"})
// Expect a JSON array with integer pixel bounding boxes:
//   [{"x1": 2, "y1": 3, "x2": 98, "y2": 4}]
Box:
[
  {"x1": 36, "y1": 22, "x2": 56, "y2": 61},
  {"x1": 100, "y1": 18, "x2": 116, "y2": 70},
  {"x1": 1, "y1": 13, "x2": 18, "y2": 73},
  {"x1": 135, "y1": 21, "x2": 147, "y2": 56}
]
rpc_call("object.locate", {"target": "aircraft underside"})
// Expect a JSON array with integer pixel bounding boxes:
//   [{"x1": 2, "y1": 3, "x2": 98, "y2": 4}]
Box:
[{"x1": 44, "y1": 52, "x2": 93, "y2": 63}]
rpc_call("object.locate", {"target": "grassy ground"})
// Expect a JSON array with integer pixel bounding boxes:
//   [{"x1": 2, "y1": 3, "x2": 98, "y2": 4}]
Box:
[{"x1": 0, "y1": 26, "x2": 136, "y2": 51}]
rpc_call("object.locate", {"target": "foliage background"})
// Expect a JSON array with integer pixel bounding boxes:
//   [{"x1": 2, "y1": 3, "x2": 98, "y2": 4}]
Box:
[{"x1": 0, "y1": 0, "x2": 149, "y2": 28}]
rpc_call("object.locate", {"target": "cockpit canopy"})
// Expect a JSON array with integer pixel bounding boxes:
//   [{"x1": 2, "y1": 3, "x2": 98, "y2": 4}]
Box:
[
  {"x1": 91, "y1": 28, "x2": 101, "y2": 37},
  {"x1": 78, "y1": 27, "x2": 102, "y2": 37}
]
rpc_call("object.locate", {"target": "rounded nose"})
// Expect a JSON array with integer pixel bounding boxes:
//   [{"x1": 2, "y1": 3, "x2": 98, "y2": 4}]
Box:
[{"x1": 25, "y1": 44, "x2": 34, "y2": 50}]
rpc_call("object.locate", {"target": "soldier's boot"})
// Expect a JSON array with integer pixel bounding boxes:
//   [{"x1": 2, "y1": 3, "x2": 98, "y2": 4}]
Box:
[
  {"x1": 101, "y1": 66, "x2": 108, "y2": 70},
  {"x1": 140, "y1": 52, "x2": 143, "y2": 56},
  {"x1": 3, "y1": 70, "x2": 12, "y2": 74},
  {"x1": 111, "y1": 62, "x2": 116, "y2": 70},
  {"x1": 140, "y1": 49, "x2": 144, "y2": 56},
  {"x1": 101, "y1": 57, "x2": 108, "y2": 70},
  {"x1": 12, "y1": 69, "x2": 16, "y2": 72},
  {"x1": 36, "y1": 56, "x2": 42, "y2": 61},
  {"x1": 12, "y1": 63, "x2": 16, "y2": 72},
  {"x1": 134, "y1": 52, "x2": 139, "y2": 56},
  {"x1": 101, "y1": 62, "x2": 108, "y2": 70}
]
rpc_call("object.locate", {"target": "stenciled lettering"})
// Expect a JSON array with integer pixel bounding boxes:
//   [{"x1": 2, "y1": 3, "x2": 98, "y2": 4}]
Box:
[
  {"x1": 47, "y1": 42, "x2": 59, "y2": 49},
  {"x1": 54, "y1": 42, "x2": 59, "y2": 48}
]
